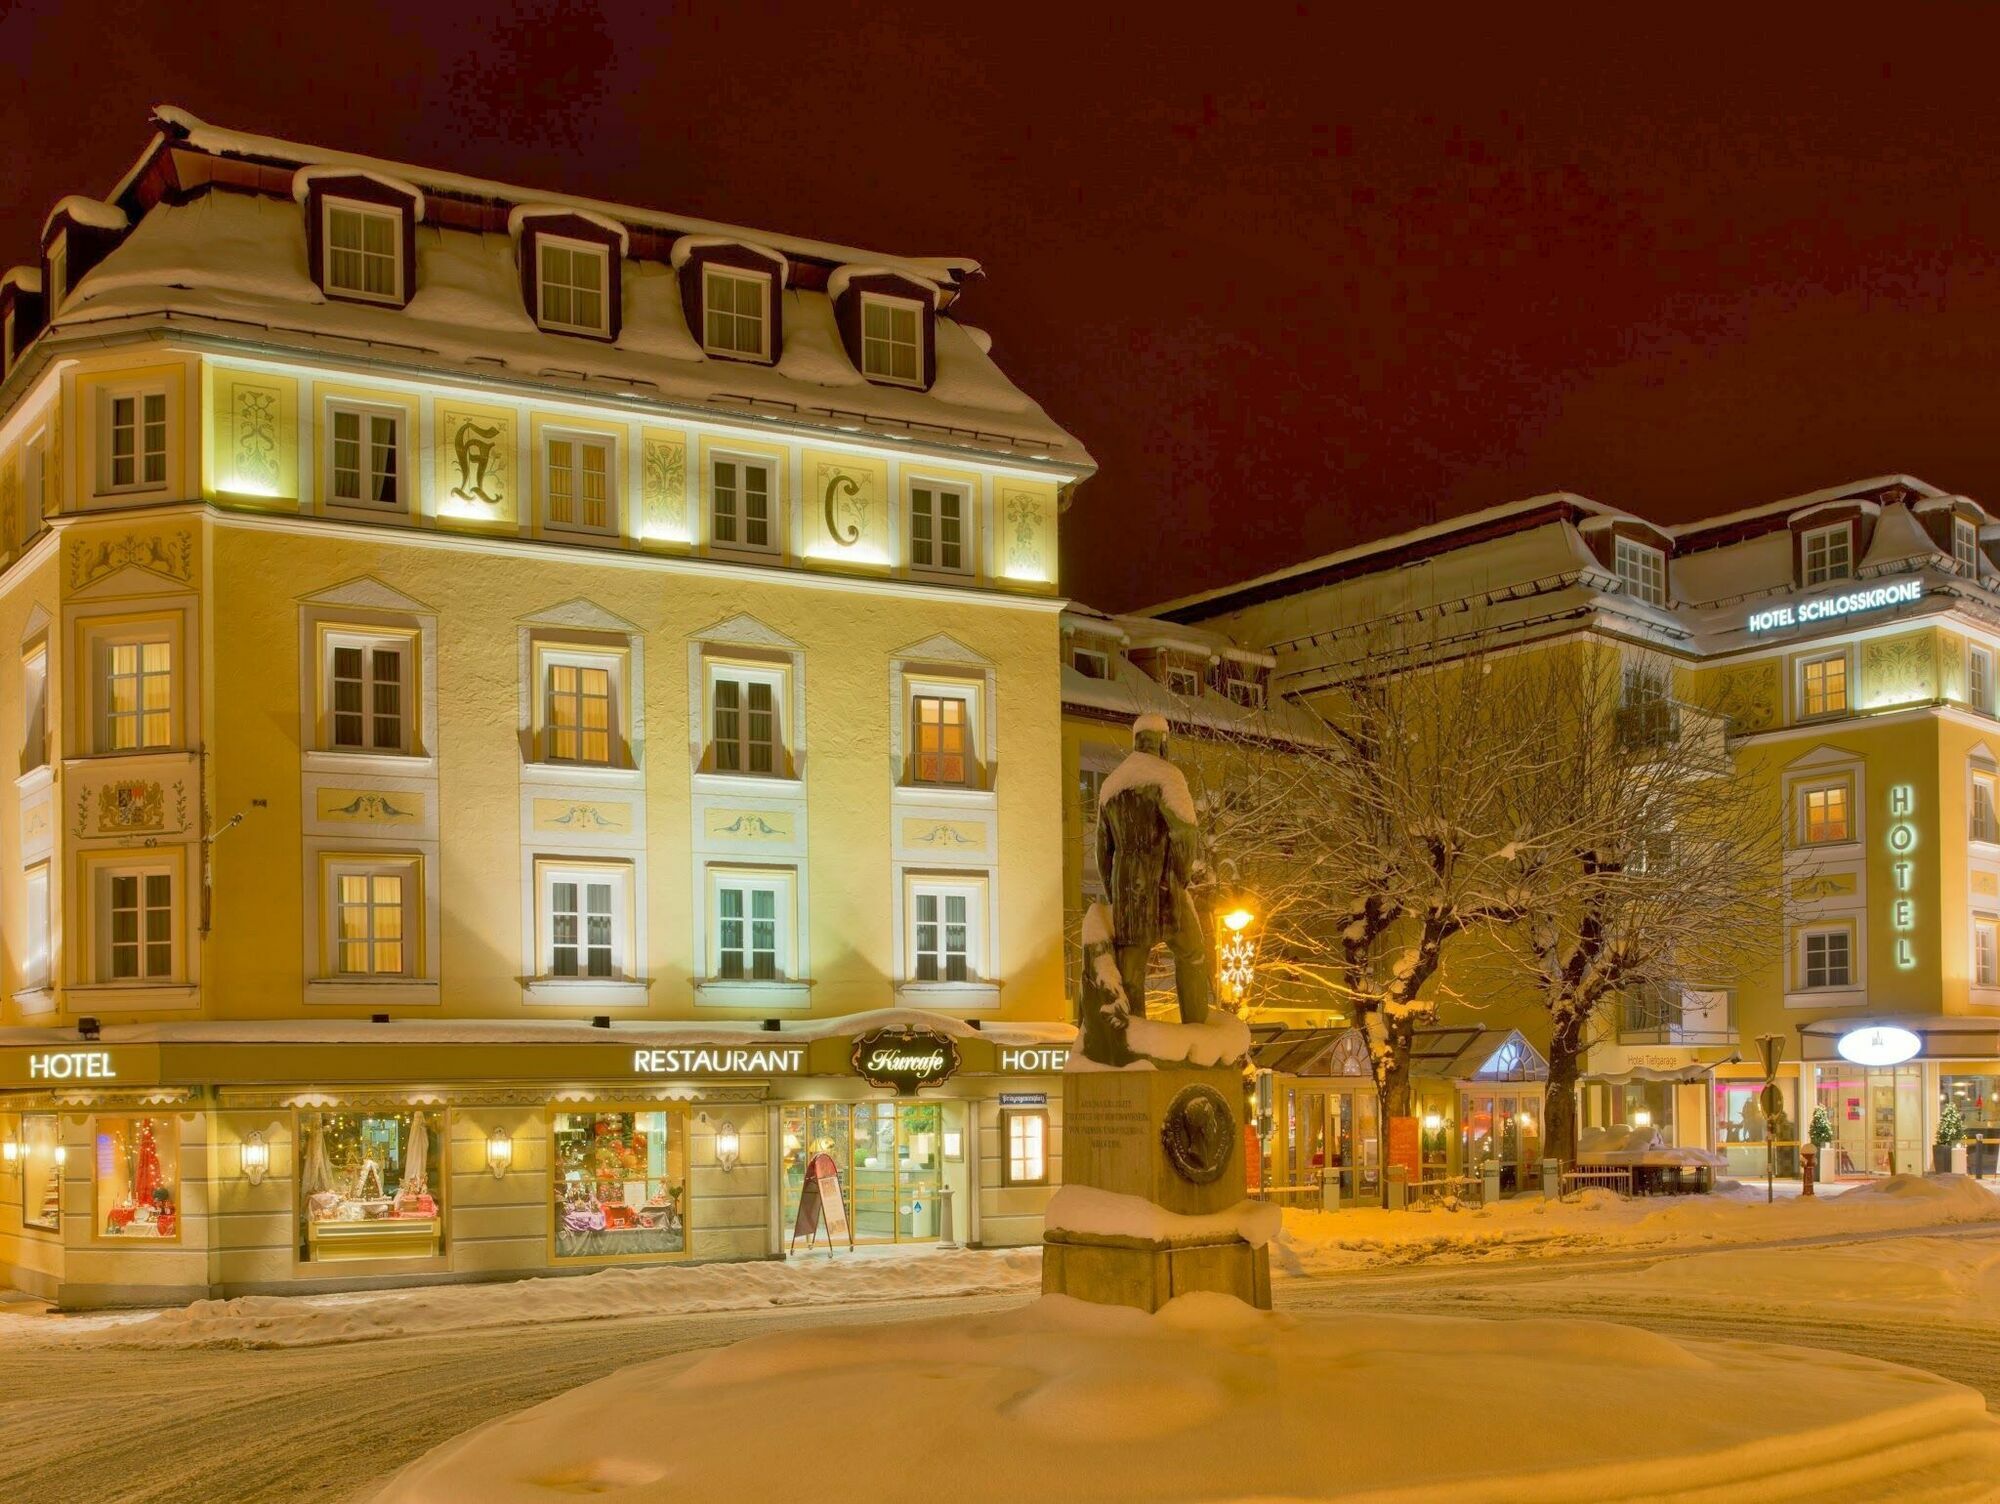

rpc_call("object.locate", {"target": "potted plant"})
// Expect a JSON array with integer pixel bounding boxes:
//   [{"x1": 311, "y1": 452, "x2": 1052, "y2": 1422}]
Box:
[
  {"x1": 1935, "y1": 1101, "x2": 1966, "y2": 1175},
  {"x1": 1808, "y1": 1104, "x2": 1835, "y2": 1181}
]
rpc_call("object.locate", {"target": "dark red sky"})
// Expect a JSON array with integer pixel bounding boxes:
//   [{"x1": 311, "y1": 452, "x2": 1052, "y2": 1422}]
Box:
[{"x1": 7, "y1": 2, "x2": 2000, "y2": 610}]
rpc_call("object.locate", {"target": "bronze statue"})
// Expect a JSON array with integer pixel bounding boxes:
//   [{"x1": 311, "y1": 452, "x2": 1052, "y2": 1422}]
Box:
[{"x1": 1078, "y1": 715, "x2": 1212, "y2": 1065}]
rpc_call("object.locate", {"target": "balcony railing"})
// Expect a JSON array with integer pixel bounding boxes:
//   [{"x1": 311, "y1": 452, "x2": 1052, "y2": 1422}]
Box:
[{"x1": 1617, "y1": 987, "x2": 1734, "y2": 1045}]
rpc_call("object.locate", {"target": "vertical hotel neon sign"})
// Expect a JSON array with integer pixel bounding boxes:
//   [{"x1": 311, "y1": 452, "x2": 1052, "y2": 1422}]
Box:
[{"x1": 1888, "y1": 784, "x2": 1918, "y2": 969}]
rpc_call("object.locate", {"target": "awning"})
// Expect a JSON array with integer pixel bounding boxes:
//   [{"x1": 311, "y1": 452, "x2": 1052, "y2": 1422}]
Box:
[
  {"x1": 1582, "y1": 1040, "x2": 1741, "y2": 1086},
  {"x1": 1798, "y1": 1014, "x2": 2000, "y2": 1063},
  {"x1": 1411, "y1": 1027, "x2": 1547, "y2": 1084},
  {"x1": 1250, "y1": 1026, "x2": 1371, "y2": 1078}
]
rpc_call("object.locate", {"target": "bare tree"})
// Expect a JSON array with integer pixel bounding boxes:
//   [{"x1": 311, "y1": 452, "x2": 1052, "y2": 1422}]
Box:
[{"x1": 1489, "y1": 650, "x2": 1786, "y2": 1164}]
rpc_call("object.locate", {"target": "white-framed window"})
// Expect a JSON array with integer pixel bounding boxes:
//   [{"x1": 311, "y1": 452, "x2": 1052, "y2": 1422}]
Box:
[
  {"x1": 709, "y1": 664, "x2": 783, "y2": 775},
  {"x1": 2, "y1": 307, "x2": 13, "y2": 375},
  {"x1": 1002, "y1": 1109, "x2": 1049, "y2": 1186},
  {"x1": 322, "y1": 631, "x2": 411, "y2": 754},
  {"x1": 92, "y1": 629, "x2": 174, "y2": 753},
  {"x1": 1955, "y1": 517, "x2": 1981, "y2": 574},
  {"x1": 909, "y1": 879, "x2": 979, "y2": 982},
  {"x1": 860, "y1": 293, "x2": 922, "y2": 385},
  {"x1": 911, "y1": 692, "x2": 972, "y2": 786},
  {"x1": 1071, "y1": 647, "x2": 1110, "y2": 679},
  {"x1": 1614, "y1": 538, "x2": 1667, "y2": 606},
  {"x1": 97, "y1": 862, "x2": 176, "y2": 982},
  {"x1": 101, "y1": 387, "x2": 168, "y2": 492},
  {"x1": 1973, "y1": 646, "x2": 1994, "y2": 714},
  {"x1": 1974, "y1": 771, "x2": 1999, "y2": 844},
  {"x1": 537, "y1": 236, "x2": 609, "y2": 335},
  {"x1": 1799, "y1": 653, "x2": 1848, "y2": 718},
  {"x1": 537, "y1": 860, "x2": 631, "y2": 980},
  {"x1": 1978, "y1": 918, "x2": 1999, "y2": 987},
  {"x1": 1801, "y1": 928, "x2": 1852, "y2": 989},
  {"x1": 702, "y1": 266, "x2": 769, "y2": 358},
  {"x1": 908, "y1": 482, "x2": 968, "y2": 573},
  {"x1": 1802, "y1": 523, "x2": 1853, "y2": 586},
  {"x1": 322, "y1": 856, "x2": 419, "y2": 977},
  {"x1": 46, "y1": 234, "x2": 66, "y2": 312},
  {"x1": 1799, "y1": 781, "x2": 1852, "y2": 845},
  {"x1": 712, "y1": 871, "x2": 789, "y2": 981},
  {"x1": 322, "y1": 199, "x2": 402, "y2": 302},
  {"x1": 22, "y1": 864, "x2": 50, "y2": 990},
  {"x1": 22, "y1": 646, "x2": 47, "y2": 771},
  {"x1": 710, "y1": 455, "x2": 775, "y2": 552},
  {"x1": 1226, "y1": 678, "x2": 1265, "y2": 709},
  {"x1": 1165, "y1": 666, "x2": 1202, "y2": 697},
  {"x1": 543, "y1": 432, "x2": 616, "y2": 534},
  {"x1": 327, "y1": 402, "x2": 404, "y2": 510},
  {"x1": 541, "y1": 650, "x2": 619, "y2": 766}
]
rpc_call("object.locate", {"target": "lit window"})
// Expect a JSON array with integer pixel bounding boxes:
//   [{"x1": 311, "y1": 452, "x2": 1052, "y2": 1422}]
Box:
[
  {"x1": 323, "y1": 202, "x2": 401, "y2": 301},
  {"x1": 105, "y1": 390, "x2": 167, "y2": 491},
  {"x1": 1956, "y1": 518, "x2": 1981, "y2": 574},
  {"x1": 545, "y1": 434, "x2": 615, "y2": 533},
  {"x1": 702, "y1": 266, "x2": 769, "y2": 357},
  {"x1": 538, "y1": 239, "x2": 608, "y2": 335},
  {"x1": 909, "y1": 483, "x2": 967, "y2": 572},
  {"x1": 551, "y1": 1107, "x2": 687, "y2": 1261},
  {"x1": 1071, "y1": 648, "x2": 1110, "y2": 679},
  {"x1": 22, "y1": 865, "x2": 50, "y2": 991},
  {"x1": 539, "y1": 862, "x2": 630, "y2": 980},
  {"x1": 329, "y1": 405, "x2": 402, "y2": 508},
  {"x1": 1803, "y1": 930, "x2": 1851, "y2": 989},
  {"x1": 861, "y1": 294, "x2": 922, "y2": 384},
  {"x1": 98, "y1": 637, "x2": 173, "y2": 752},
  {"x1": 545, "y1": 660, "x2": 614, "y2": 765},
  {"x1": 1166, "y1": 666, "x2": 1202, "y2": 697},
  {"x1": 1801, "y1": 784, "x2": 1851, "y2": 844},
  {"x1": 1800, "y1": 654, "x2": 1847, "y2": 717},
  {"x1": 47, "y1": 236, "x2": 66, "y2": 311},
  {"x1": 715, "y1": 876, "x2": 784, "y2": 980},
  {"x1": 1973, "y1": 646, "x2": 1994, "y2": 714},
  {"x1": 1978, "y1": 920, "x2": 1999, "y2": 987},
  {"x1": 1974, "y1": 772, "x2": 1999, "y2": 844},
  {"x1": 1003, "y1": 1109, "x2": 1048, "y2": 1185},
  {"x1": 711, "y1": 457, "x2": 774, "y2": 551},
  {"x1": 325, "y1": 634, "x2": 409, "y2": 753},
  {"x1": 22, "y1": 646, "x2": 47, "y2": 770},
  {"x1": 93, "y1": 1116, "x2": 180, "y2": 1241},
  {"x1": 101, "y1": 865, "x2": 175, "y2": 981},
  {"x1": 1802, "y1": 524, "x2": 1852, "y2": 585},
  {"x1": 912, "y1": 694, "x2": 970, "y2": 785},
  {"x1": 911, "y1": 883, "x2": 975, "y2": 982},
  {"x1": 334, "y1": 871, "x2": 406, "y2": 975},
  {"x1": 711, "y1": 668, "x2": 781, "y2": 775},
  {"x1": 298, "y1": 1108, "x2": 440, "y2": 1260},
  {"x1": 1614, "y1": 538, "x2": 1667, "y2": 606},
  {"x1": 21, "y1": 1114, "x2": 60, "y2": 1231}
]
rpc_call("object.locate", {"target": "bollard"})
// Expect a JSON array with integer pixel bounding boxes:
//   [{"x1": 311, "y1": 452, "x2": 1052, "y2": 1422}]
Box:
[
  {"x1": 1800, "y1": 1148, "x2": 1815, "y2": 1198},
  {"x1": 937, "y1": 1185, "x2": 957, "y2": 1249},
  {"x1": 1320, "y1": 1168, "x2": 1341, "y2": 1213},
  {"x1": 1385, "y1": 1163, "x2": 1408, "y2": 1211},
  {"x1": 1481, "y1": 1158, "x2": 1501, "y2": 1207},
  {"x1": 1541, "y1": 1157, "x2": 1560, "y2": 1200}
]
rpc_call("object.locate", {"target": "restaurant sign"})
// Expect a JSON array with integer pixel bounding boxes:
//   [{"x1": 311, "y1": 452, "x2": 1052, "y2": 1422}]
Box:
[
  {"x1": 631, "y1": 1046, "x2": 804, "y2": 1076},
  {"x1": 851, "y1": 1026, "x2": 961, "y2": 1095}
]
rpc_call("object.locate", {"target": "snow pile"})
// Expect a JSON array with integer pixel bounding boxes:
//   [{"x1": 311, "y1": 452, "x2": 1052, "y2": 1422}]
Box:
[
  {"x1": 1124, "y1": 1011, "x2": 1251, "y2": 1066},
  {"x1": 371, "y1": 1294, "x2": 2000, "y2": 1504},
  {"x1": 1097, "y1": 749, "x2": 1198, "y2": 825},
  {"x1": 1045, "y1": 1186, "x2": 1281, "y2": 1248},
  {"x1": 95, "y1": 1247, "x2": 1038, "y2": 1352},
  {"x1": 1275, "y1": 1174, "x2": 2000, "y2": 1276}
]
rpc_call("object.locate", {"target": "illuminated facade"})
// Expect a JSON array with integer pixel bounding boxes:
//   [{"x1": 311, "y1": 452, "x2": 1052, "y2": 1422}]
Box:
[
  {"x1": 0, "y1": 110, "x2": 1085, "y2": 1304},
  {"x1": 1157, "y1": 477, "x2": 2000, "y2": 1183}
]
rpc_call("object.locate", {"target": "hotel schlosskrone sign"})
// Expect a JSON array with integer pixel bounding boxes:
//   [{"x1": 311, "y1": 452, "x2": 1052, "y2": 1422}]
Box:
[{"x1": 1747, "y1": 580, "x2": 1922, "y2": 634}]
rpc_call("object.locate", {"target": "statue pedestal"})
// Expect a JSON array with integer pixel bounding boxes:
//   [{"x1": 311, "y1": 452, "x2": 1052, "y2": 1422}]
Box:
[{"x1": 1043, "y1": 1063, "x2": 1272, "y2": 1312}]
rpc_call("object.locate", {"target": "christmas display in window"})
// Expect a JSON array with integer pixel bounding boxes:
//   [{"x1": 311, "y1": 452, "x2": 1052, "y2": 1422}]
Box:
[
  {"x1": 552, "y1": 1108, "x2": 688, "y2": 1260},
  {"x1": 298, "y1": 1109, "x2": 442, "y2": 1261},
  {"x1": 94, "y1": 1115, "x2": 179, "y2": 1239}
]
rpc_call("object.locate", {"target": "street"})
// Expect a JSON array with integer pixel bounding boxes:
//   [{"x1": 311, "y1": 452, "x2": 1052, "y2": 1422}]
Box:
[{"x1": 1, "y1": 1220, "x2": 1997, "y2": 1504}]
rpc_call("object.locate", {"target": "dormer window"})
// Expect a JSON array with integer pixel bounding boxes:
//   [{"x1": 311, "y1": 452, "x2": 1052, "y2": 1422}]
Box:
[
  {"x1": 1802, "y1": 523, "x2": 1852, "y2": 586},
  {"x1": 46, "y1": 235, "x2": 66, "y2": 313},
  {"x1": 1614, "y1": 538, "x2": 1667, "y2": 606},
  {"x1": 703, "y1": 266, "x2": 770, "y2": 358},
  {"x1": 538, "y1": 238, "x2": 609, "y2": 336},
  {"x1": 323, "y1": 200, "x2": 402, "y2": 302},
  {"x1": 861, "y1": 293, "x2": 922, "y2": 385},
  {"x1": 1955, "y1": 517, "x2": 1981, "y2": 575},
  {"x1": 1071, "y1": 647, "x2": 1110, "y2": 679}
]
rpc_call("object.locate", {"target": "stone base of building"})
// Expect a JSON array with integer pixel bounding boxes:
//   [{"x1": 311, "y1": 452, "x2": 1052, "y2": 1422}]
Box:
[{"x1": 1041, "y1": 1229, "x2": 1271, "y2": 1311}]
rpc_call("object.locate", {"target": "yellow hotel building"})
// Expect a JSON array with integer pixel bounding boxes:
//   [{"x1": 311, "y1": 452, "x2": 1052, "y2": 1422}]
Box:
[
  {"x1": 0, "y1": 109, "x2": 1086, "y2": 1306},
  {"x1": 1156, "y1": 478, "x2": 2000, "y2": 1188}
]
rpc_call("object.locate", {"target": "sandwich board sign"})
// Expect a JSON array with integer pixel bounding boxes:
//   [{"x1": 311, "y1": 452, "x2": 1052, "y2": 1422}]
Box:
[{"x1": 790, "y1": 1151, "x2": 854, "y2": 1254}]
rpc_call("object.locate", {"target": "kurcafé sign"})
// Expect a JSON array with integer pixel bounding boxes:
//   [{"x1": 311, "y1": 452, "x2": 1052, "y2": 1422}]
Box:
[{"x1": 850, "y1": 1026, "x2": 961, "y2": 1095}]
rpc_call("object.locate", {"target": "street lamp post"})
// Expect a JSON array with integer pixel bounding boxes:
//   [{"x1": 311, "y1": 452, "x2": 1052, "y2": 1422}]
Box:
[{"x1": 1217, "y1": 906, "x2": 1258, "y2": 1012}]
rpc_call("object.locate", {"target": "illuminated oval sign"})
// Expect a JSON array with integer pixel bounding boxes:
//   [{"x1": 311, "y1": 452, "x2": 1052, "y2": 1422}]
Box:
[
  {"x1": 1836, "y1": 1026, "x2": 1922, "y2": 1066},
  {"x1": 851, "y1": 1026, "x2": 960, "y2": 1095}
]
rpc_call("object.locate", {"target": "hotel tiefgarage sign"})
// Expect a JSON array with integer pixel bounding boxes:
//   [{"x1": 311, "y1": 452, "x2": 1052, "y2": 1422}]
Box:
[{"x1": 1747, "y1": 580, "x2": 1921, "y2": 633}]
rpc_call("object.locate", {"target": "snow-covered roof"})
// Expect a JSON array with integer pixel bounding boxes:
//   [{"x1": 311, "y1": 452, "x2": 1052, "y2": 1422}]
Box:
[
  {"x1": 51, "y1": 191, "x2": 1086, "y2": 465},
  {"x1": 1859, "y1": 501, "x2": 1945, "y2": 574},
  {"x1": 291, "y1": 165, "x2": 427, "y2": 219},
  {"x1": 0, "y1": 266, "x2": 40, "y2": 297},
  {"x1": 42, "y1": 194, "x2": 128, "y2": 239},
  {"x1": 1669, "y1": 473, "x2": 1943, "y2": 540}
]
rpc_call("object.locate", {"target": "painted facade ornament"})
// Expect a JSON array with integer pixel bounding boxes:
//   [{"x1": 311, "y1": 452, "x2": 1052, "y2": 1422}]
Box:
[
  {"x1": 1712, "y1": 662, "x2": 1779, "y2": 734},
  {"x1": 98, "y1": 781, "x2": 165, "y2": 833},
  {"x1": 69, "y1": 531, "x2": 196, "y2": 589},
  {"x1": 231, "y1": 383, "x2": 282, "y2": 492},
  {"x1": 1863, "y1": 633, "x2": 1936, "y2": 706},
  {"x1": 326, "y1": 792, "x2": 419, "y2": 823},
  {"x1": 1002, "y1": 490, "x2": 1043, "y2": 572},
  {"x1": 538, "y1": 802, "x2": 624, "y2": 832},
  {"x1": 0, "y1": 457, "x2": 17, "y2": 555},
  {"x1": 446, "y1": 414, "x2": 505, "y2": 504},
  {"x1": 709, "y1": 811, "x2": 789, "y2": 841},
  {"x1": 819, "y1": 465, "x2": 868, "y2": 546},
  {"x1": 909, "y1": 821, "x2": 981, "y2": 849},
  {"x1": 641, "y1": 437, "x2": 687, "y2": 536}
]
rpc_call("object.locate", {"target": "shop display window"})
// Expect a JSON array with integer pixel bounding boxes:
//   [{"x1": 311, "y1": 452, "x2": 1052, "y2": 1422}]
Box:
[
  {"x1": 298, "y1": 1109, "x2": 442, "y2": 1262},
  {"x1": 1715, "y1": 1077, "x2": 1800, "y2": 1177},
  {"x1": 1941, "y1": 1075, "x2": 2000, "y2": 1176},
  {"x1": 93, "y1": 1115, "x2": 179, "y2": 1240},
  {"x1": 21, "y1": 1113, "x2": 61, "y2": 1232},
  {"x1": 552, "y1": 1107, "x2": 689, "y2": 1261}
]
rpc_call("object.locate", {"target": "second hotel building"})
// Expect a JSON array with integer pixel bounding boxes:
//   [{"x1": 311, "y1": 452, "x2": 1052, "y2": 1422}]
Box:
[{"x1": 0, "y1": 109, "x2": 1085, "y2": 1306}]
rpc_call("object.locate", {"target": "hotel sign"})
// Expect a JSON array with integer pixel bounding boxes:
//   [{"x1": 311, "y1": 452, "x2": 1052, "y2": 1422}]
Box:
[
  {"x1": 26, "y1": 1050, "x2": 118, "y2": 1081},
  {"x1": 1747, "y1": 580, "x2": 1921, "y2": 633},
  {"x1": 1000, "y1": 1046, "x2": 1068, "y2": 1073},
  {"x1": 631, "y1": 1046, "x2": 804, "y2": 1076}
]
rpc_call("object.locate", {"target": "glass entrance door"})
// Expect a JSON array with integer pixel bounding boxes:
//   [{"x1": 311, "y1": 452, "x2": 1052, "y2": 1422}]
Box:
[
  {"x1": 781, "y1": 1101, "x2": 950, "y2": 1247},
  {"x1": 1814, "y1": 1064, "x2": 1924, "y2": 1176}
]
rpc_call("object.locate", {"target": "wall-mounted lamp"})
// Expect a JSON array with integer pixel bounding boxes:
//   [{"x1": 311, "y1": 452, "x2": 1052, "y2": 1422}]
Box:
[
  {"x1": 714, "y1": 1119, "x2": 741, "y2": 1173},
  {"x1": 240, "y1": 1130, "x2": 269, "y2": 1186},
  {"x1": 1633, "y1": 1108, "x2": 1653, "y2": 1129},
  {"x1": 1, "y1": 1135, "x2": 17, "y2": 1167},
  {"x1": 53, "y1": 1145, "x2": 67, "y2": 1167},
  {"x1": 1422, "y1": 1112, "x2": 1444, "y2": 1133},
  {"x1": 486, "y1": 1127, "x2": 514, "y2": 1178}
]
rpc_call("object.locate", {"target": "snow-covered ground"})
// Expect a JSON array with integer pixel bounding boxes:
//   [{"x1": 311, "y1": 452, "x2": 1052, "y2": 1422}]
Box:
[
  {"x1": 1274, "y1": 1172, "x2": 2000, "y2": 1274},
  {"x1": 370, "y1": 1291, "x2": 2000, "y2": 1504}
]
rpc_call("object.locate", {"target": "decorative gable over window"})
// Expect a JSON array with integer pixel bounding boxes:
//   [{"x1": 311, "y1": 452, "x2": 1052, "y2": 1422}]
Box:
[
  {"x1": 292, "y1": 167, "x2": 425, "y2": 309},
  {"x1": 829, "y1": 266, "x2": 939, "y2": 390},
  {"x1": 672, "y1": 236, "x2": 788, "y2": 365},
  {"x1": 510, "y1": 205, "x2": 629, "y2": 342}
]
